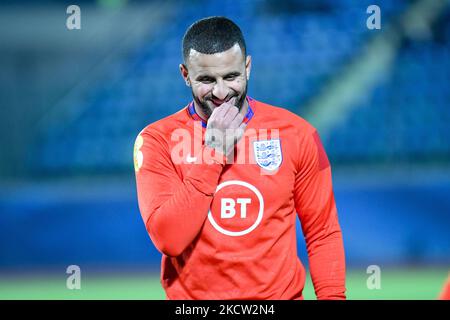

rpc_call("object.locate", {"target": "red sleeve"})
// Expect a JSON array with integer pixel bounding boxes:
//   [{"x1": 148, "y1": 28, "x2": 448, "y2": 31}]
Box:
[
  {"x1": 134, "y1": 129, "x2": 225, "y2": 257},
  {"x1": 294, "y1": 129, "x2": 346, "y2": 300},
  {"x1": 439, "y1": 274, "x2": 450, "y2": 300}
]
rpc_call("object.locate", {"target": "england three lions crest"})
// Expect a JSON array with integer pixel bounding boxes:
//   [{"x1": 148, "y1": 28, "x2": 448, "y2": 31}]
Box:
[{"x1": 253, "y1": 139, "x2": 282, "y2": 171}]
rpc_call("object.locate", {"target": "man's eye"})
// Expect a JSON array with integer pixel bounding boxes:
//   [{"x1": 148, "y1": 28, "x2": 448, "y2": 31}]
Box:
[
  {"x1": 224, "y1": 75, "x2": 237, "y2": 81},
  {"x1": 200, "y1": 79, "x2": 214, "y2": 83}
]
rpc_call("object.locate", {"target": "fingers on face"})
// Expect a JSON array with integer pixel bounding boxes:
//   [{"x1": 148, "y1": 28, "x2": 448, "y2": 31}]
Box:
[
  {"x1": 208, "y1": 97, "x2": 242, "y2": 129},
  {"x1": 222, "y1": 105, "x2": 239, "y2": 124},
  {"x1": 211, "y1": 103, "x2": 236, "y2": 127},
  {"x1": 209, "y1": 104, "x2": 225, "y2": 122}
]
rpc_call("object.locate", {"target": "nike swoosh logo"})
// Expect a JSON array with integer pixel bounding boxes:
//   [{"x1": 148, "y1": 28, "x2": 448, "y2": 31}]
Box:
[{"x1": 186, "y1": 155, "x2": 197, "y2": 163}]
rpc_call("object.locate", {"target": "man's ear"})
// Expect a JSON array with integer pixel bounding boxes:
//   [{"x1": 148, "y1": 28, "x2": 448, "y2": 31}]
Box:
[
  {"x1": 245, "y1": 55, "x2": 252, "y2": 81},
  {"x1": 180, "y1": 63, "x2": 190, "y2": 86}
]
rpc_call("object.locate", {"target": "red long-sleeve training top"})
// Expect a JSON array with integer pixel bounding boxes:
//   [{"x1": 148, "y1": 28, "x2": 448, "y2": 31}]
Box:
[{"x1": 134, "y1": 97, "x2": 346, "y2": 299}]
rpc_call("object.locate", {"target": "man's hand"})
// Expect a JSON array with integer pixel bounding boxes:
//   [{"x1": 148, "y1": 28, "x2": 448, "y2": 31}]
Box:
[{"x1": 205, "y1": 98, "x2": 247, "y2": 157}]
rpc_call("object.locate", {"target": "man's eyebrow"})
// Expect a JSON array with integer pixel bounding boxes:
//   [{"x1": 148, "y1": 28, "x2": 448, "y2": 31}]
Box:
[
  {"x1": 224, "y1": 71, "x2": 241, "y2": 77},
  {"x1": 195, "y1": 74, "x2": 215, "y2": 80},
  {"x1": 195, "y1": 71, "x2": 241, "y2": 81}
]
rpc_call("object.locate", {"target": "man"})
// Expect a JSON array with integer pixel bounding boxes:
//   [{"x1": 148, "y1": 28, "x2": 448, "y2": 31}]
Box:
[{"x1": 134, "y1": 16, "x2": 346, "y2": 300}]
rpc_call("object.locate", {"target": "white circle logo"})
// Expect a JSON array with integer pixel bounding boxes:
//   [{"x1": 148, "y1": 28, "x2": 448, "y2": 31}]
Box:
[{"x1": 208, "y1": 180, "x2": 264, "y2": 237}]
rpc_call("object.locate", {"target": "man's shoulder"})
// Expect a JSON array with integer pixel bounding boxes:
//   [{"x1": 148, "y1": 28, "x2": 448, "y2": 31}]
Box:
[
  {"x1": 252, "y1": 99, "x2": 316, "y2": 135},
  {"x1": 138, "y1": 106, "x2": 189, "y2": 140}
]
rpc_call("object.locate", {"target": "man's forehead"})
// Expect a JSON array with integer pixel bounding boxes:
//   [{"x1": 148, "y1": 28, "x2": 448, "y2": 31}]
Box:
[{"x1": 186, "y1": 43, "x2": 245, "y2": 71}]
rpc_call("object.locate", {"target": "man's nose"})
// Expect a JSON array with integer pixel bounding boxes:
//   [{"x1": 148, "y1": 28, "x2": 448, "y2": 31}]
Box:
[{"x1": 212, "y1": 80, "x2": 229, "y2": 101}]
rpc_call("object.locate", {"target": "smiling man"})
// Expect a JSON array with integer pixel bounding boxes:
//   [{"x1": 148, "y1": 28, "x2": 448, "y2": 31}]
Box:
[
  {"x1": 180, "y1": 18, "x2": 249, "y2": 119},
  {"x1": 134, "y1": 16, "x2": 346, "y2": 300}
]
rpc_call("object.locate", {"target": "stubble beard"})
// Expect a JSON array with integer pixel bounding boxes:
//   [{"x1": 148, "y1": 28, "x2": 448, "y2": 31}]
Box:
[{"x1": 192, "y1": 82, "x2": 248, "y2": 120}]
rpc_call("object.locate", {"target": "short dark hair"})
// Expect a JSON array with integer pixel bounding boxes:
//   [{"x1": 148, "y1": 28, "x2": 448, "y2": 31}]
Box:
[{"x1": 182, "y1": 16, "x2": 247, "y2": 64}]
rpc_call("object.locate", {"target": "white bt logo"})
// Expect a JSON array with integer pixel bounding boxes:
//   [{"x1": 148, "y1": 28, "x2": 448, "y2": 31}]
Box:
[
  {"x1": 221, "y1": 198, "x2": 251, "y2": 218},
  {"x1": 208, "y1": 180, "x2": 264, "y2": 237}
]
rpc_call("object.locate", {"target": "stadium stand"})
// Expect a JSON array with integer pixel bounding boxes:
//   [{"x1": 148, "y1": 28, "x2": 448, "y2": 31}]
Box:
[{"x1": 30, "y1": 0, "x2": 424, "y2": 174}]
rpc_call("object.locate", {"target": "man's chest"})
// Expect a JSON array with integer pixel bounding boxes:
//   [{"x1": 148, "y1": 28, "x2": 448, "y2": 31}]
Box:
[{"x1": 170, "y1": 125, "x2": 299, "y2": 236}]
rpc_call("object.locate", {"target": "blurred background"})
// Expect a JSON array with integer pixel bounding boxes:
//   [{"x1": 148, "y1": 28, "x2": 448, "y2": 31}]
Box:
[{"x1": 0, "y1": 0, "x2": 449, "y2": 299}]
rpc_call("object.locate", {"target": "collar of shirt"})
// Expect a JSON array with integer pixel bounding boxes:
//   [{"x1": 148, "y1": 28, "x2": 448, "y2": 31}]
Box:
[{"x1": 187, "y1": 96, "x2": 255, "y2": 128}]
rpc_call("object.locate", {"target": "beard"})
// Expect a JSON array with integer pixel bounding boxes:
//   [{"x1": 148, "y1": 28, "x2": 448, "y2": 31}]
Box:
[{"x1": 192, "y1": 82, "x2": 248, "y2": 120}]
